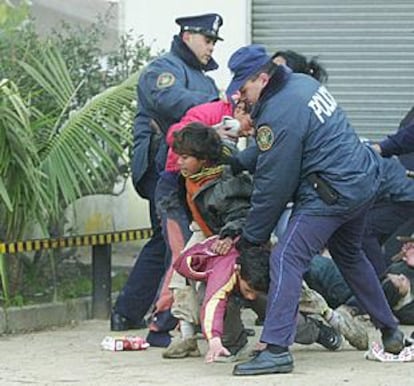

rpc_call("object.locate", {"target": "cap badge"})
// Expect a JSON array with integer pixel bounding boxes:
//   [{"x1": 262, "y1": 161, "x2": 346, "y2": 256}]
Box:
[{"x1": 212, "y1": 16, "x2": 220, "y2": 33}]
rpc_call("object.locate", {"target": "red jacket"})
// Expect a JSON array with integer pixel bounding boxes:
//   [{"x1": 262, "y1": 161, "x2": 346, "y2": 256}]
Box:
[
  {"x1": 173, "y1": 236, "x2": 238, "y2": 340},
  {"x1": 165, "y1": 100, "x2": 233, "y2": 171}
]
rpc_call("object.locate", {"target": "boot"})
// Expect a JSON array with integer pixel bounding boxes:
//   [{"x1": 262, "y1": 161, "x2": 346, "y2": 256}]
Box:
[
  {"x1": 162, "y1": 336, "x2": 201, "y2": 359},
  {"x1": 328, "y1": 305, "x2": 369, "y2": 350}
]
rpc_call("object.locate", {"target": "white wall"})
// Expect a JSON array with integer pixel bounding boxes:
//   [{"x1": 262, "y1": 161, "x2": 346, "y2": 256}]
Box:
[
  {"x1": 69, "y1": 0, "x2": 250, "y2": 234},
  {"x1": 120, "y1": 0, "x2": 250, "y2": 91},
  {"x1": 64, "y1": 177, "x2": 151, "y2": 235}
]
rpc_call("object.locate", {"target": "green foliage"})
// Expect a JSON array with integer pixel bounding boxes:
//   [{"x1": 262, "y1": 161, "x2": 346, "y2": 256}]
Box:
[
  {"x1": 111, "y1": 269, "x2": 130, "y2": 293},
  {"x1": 1, "y1": 4, "x2": 153, "y2": 110},
  {"x1": 59, "y1": 276, "x2": 92, "y2": 300},
  {"x1": 0, "y1": 0, "x2": 30, "y2": 31},
  {"x1": 50, "y1": 19, "x2": 152, "y2": 109},
  {"x1": 1, "y1": 67, "x2": 139, "y2": 239},
  {"x1": 0, "y1": 3, "x2": 153, "y2": 237},
  {"x1": 0, "y1": 253, "x2": 10, "y2": 305},
  {"x1": 10, "y1": 294, "x2": 24, "y2": 308},
  {"x1": 0, "y1": 2, "x2": 154, "y2": 303}
]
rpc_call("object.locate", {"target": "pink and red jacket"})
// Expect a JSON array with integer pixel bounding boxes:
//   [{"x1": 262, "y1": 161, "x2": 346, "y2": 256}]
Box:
[
  {"x1": 173, "y1": 235, "x2": 239, "y2": 341},
  {"x1": 165, "y1": 99, "x2": 233, "y2": 171}
]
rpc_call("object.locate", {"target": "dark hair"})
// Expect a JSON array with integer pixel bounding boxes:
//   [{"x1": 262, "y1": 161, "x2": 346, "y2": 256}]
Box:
[
  {"x1": 238, "y1": 246, "x2": 270, "y2": 293},
  {"x1": 172, "y1": 122, "x2": 222, "y2": 164},
  {"x1": 272, "y1": 50, "x2": 328, "y2": 83}
]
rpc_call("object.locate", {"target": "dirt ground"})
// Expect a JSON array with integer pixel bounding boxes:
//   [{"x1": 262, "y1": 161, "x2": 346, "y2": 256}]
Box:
[{"x1": 1, "y1": 310, "x2": 413, "y2": 386}]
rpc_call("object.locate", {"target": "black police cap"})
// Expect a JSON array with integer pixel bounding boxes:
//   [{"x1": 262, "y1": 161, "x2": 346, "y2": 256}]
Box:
[{"x1": 175, "y1": 13, "x2": 223, "y2": 41}]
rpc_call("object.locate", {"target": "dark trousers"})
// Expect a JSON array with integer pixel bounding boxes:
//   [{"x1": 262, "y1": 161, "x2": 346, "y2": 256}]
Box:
[
  {"x1": 248, "y1": 293, "x2": 321, "y2": 345},
  {"x1": 222, "y1": 296, "x2": 248, "y2": 355},
  {"x1": 261, "y1": 201, "x2": 398, "y2": 347},
  {"x1": 114, "y1": 169, "x2": 169, "y2": 323},
  {"x1": 363, "y1": 201, "x2": 414, "y2": 276},
  {"x1": 155, "y1": 172, "x2": 192, "y2": 260},
  {"x1": 148, "y1": 171, "x2": 192, "y2": 329},
  {"x1": 304, "y1": 255, "x2": 353, "y2": 309}
]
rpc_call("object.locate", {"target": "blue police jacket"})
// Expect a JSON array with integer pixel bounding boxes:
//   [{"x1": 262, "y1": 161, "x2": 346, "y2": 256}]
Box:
[
  {"x1": 132, "y1": 36, "x2": 219, "y2": 186},
  {"x1": 243, "y1": 71, "x2": 382, "y2": 244},
  {"x1": 381, "y1": 123, "x2": 414, "y2": 158},
  {"x1": 396, "y1": 107, "x2": 414, "y2": 170},
  {"x1": 376, "y1": 156, "x2": 414, "y2": 203}
]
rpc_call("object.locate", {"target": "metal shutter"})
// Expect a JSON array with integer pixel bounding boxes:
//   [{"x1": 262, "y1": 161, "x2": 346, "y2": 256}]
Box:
[{"x1": 252, "y1": 0, "x2": 414, "y2": 140}]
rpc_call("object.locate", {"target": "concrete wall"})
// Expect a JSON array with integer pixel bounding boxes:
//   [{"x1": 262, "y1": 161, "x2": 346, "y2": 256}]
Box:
[
  {"x1": 31, "y1": 0, "x2": 120, "y2": 52},
  {"x1": 64, "y1": 177, "x2": 151, "y2": 234}
]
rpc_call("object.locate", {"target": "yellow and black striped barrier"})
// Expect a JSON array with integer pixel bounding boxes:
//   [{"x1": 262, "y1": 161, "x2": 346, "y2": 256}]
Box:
[
  {"x1": 0, "y1": 228, "x2": 153, "y2": 254},
  {"x1": 0, "y1": 228, "x2": 153, "y2": 319}
]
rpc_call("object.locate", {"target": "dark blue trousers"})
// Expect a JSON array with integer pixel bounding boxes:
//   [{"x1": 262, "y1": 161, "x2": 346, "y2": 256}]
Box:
[
  {"x1": 363, "y1": 201, "x2": 414, "y2": 276},
  {"x1": 147, "y1": 171, "x2": 192, "y2": 332},
  {"x1": 155, "y1": 171, "x2": 192, "y2": 254},
  {"x1": 114, "y1": 169, "x2": 169, "y2": 323},
  {"x1": 261, "y1": 201, "x2": 398, "y2": 347},
  {"x1": 304, "y1": 255, "x2": 353, "y2": 309}
]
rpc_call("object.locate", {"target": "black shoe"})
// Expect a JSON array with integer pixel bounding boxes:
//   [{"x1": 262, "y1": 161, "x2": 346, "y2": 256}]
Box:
[
  {"x1": 316, "y1": 322, "x2": 343, "y2": 351},
  {"x1": 110, "y1": 311, "x2": 147, "y2": 331},
  {"x1": 233, "y1": 349, "x2": 294, "y2": 376},
  {"x1": 381, "y1": 327, "x2": 404, "y2": 354}
]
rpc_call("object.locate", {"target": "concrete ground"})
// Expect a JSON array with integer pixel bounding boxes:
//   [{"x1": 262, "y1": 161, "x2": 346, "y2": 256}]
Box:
[{"x1": 1, "y1": 311, "x2": 414, "y2": 386}]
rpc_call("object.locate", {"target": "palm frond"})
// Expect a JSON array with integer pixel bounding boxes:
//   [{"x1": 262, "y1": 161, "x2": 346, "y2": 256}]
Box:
[
  {"x1": 38, "y1": 70, "x2": 138, "y2": 209},
  {"x1": 0, "y1": 79, "x2": 48, "y2": 238},
  {"x1": 0, "y1": 177, "x2": 12, "y2": 212},
  {"x1": 18, "y1": 47, "x2": 75, "y2": 110},
  {"x1": 2, "y1": 47, "x2": 139, "y2": 240}
]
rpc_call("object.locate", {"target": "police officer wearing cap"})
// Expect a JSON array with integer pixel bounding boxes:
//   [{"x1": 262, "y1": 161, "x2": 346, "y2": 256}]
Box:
[
  {"x1": 222, "y1": 45, "x2": 405, "y2": 376},
  {"x1": 111, "y1": 13, "x2": 223, "y2": 333}
]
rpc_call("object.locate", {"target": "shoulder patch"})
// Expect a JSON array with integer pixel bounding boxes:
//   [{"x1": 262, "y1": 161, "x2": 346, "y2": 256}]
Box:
[
  {"x1": 156, "y1": 72, "x2": 175, "y2": 88},
  {"x1": 256, "y1": 125, "x2": 274, "y2": 151}
]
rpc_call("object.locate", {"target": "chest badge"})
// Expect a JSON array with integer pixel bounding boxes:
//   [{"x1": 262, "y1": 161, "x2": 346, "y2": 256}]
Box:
[
  {"x1": 156, "y1": 72, "x2": 175, "y2": 89},
  {"x1": 256, "y1": 125, "x2": 274, "y2": 151}
]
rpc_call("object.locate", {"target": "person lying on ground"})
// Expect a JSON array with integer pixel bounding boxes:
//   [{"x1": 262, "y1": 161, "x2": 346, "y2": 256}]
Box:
[{"x1": 304, "y1": 252, "x2": 414, "y2": 325}]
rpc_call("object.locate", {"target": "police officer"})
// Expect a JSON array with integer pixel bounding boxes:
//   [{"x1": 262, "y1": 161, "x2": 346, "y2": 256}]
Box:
[
  {"x1": 111, "y1": 13, "x2": 223, "y2": 332},
  {"x1": 362, "y1": 155, "x2": 414, "y2": 275},
  {"x1": 223, "y1": 45, "x2": 404, "y2": 376},
  {"x1": 372, "y1": 106, "x2": 414, "y2": 167},
  {"x1": 368, "y1": 107, "x2": 414, "y2": 262}
]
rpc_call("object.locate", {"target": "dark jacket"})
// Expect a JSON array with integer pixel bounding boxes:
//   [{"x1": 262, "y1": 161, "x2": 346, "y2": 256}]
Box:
[
  {"x1": 187, "y1": 165, "x2": 253, "y2": 238},
  {"x1": 132, "y1": 36, "x2": 219, "y2": 189},
  {"x1": 380, "y1": 106, "x2": 414, "y2": 170},
  {"x1": 386, "y1": 261, "x2": 414, "y2": 324},
  {"x1": 376, "y1": 156, "x2": 414, "y2": 203},
  {"x1": 243, "y1": 70, "x2": 382, "y2": 244}
]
